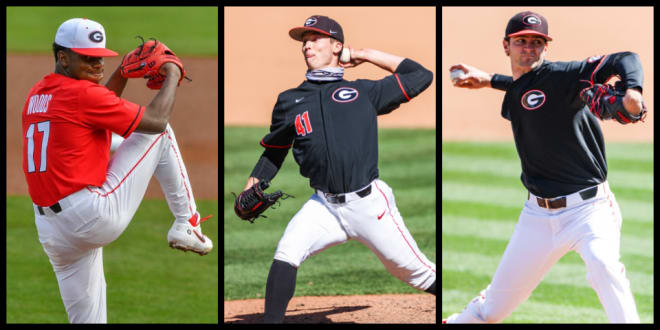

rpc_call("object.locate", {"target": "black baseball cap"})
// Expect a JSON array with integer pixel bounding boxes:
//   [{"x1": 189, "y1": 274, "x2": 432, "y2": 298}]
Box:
[
  {"x1": 505, "y1": 11, "x2": 552, "y2": 41},
  {"x1": 289, "y1": 15, "x2": 344, "y2": 44}
]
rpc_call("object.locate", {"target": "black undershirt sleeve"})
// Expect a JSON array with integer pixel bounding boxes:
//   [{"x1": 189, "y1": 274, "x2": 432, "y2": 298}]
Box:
[
  {"x1": 491, "y1": 74, "x2": 513, "y2": 91},
  {"x1": 250, "y1": 148, "x2": 288, "y2": 182}
]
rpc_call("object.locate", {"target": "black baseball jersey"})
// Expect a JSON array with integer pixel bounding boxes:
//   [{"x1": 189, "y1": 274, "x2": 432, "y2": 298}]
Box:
[
  {"x1": 251, "y1": 59, "x2": 433, "y2": 194},
  {"x1": 490, "y1": 52, "x2": 644, "y2": 198}
]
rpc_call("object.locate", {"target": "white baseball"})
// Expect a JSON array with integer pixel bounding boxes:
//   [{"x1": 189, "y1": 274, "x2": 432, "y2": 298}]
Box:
[
  {"x1": 450, "y1": 69, "x2": 467, "y2": 83},
  {"x1": 340, "y1": 48, "x2": 351, "y2": 63}
]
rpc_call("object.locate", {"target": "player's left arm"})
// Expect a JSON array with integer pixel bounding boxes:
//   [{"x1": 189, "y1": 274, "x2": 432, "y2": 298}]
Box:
[
  {"x1": 589, "y1": 52, "x2": 646, "y2": 115},
  {"x1": 622, "y1": 87, "x2": 644, "y2": 116}
]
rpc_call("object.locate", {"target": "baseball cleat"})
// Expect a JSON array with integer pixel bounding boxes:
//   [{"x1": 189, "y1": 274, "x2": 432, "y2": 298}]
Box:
[{"x1": 167, "y1": 212, "x2": 213, "y2": 256}]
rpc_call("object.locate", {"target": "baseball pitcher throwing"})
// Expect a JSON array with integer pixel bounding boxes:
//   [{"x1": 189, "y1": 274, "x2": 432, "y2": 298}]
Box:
[
  {"x1": 444, "y1": 11, "x2": 646, "y2": 323},
  {"x1": 22, "y1": 18, "x2": 213, "y2": 323},
  {"x1": 234, "y1": 15, "x2": 437, "y2": 323}
]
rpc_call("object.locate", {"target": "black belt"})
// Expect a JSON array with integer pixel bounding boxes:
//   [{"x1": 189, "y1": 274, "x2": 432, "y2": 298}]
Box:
[
  {"x1": 533, "y1": 186, "x2": 598, "y2": 209},
  {"x1": 37, "y1": 202, "x2": 62, "y2": 215},
  {"x1": 325, "y1": 185, "x2": 372, "y2": 204}
]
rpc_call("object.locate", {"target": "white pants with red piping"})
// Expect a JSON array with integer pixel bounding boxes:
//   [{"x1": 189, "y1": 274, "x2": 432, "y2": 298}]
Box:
[
  {"x1": 273, "y1": 179, "x2": 436, "y2": 291},
  {"x1": 34, "y1": 124, "x2": 198, "y2": 323}
]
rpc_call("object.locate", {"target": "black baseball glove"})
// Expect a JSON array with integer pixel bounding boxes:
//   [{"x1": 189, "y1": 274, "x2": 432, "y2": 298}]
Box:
[
  {"x1": 579, "y1": 81, "x2": 647, "y2": 124},
  {"x1": 233, "y1": 181, "x2": 293, "y2": 223}
]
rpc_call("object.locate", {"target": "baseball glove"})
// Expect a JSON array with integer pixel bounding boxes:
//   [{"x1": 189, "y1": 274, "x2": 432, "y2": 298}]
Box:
[
  {"x1": 120, "y1": 36, "x2": 191, "y2": 90},
  {"x1": 233, "y1": 181, "x2": 293, "y2": 223},
  {"x1": 579, "y1": 81, "x2": 647, "y2": 124}
]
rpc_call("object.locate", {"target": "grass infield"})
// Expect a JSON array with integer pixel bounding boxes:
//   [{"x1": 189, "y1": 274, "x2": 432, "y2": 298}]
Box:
[
  {"x1": 441, "y1": 141, "x2": 653, "y2": 323},
  {"x1": 224, "y1": 126, "x2": 437, "y2": 301},
  {"x1": 6, "y1": 196, "x2": 219, "y2": 323}
]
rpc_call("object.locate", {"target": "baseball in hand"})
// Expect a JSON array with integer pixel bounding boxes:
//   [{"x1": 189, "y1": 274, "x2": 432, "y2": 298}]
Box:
[
  {"x1": 340, "y1": 48, "x2": 351, "y2": 63},
  {"x1": 450, "y1": 69, "x2": 467, "y2": 83}
]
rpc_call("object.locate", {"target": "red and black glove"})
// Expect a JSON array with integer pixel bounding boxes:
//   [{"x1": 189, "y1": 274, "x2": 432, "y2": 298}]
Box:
[
  {"x1": 579, "y1": 82, "x2": 647, "y2": 124},
  {"x1": 233, "y1": 181, "x2": 293, "y2": 223},
  {"x1": 120, "y1": 36, "x2": 190, "y2": 90}
]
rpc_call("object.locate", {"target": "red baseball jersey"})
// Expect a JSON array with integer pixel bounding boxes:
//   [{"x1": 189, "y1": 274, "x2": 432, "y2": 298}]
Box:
[{"x1": 22, "y1": 73, "x2": 144, "y2": 206}]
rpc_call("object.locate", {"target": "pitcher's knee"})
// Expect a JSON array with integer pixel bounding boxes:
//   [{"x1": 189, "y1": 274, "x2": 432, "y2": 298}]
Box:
[
  {"x1": 585, "y1": 256, "x2": 627, "y2": 288},
  {"x1": 273, "y1": 248, "x2": 303, "y2": 268},
  {"x1": 385, "y1": 262, "x2": 436, "y2": 290}
]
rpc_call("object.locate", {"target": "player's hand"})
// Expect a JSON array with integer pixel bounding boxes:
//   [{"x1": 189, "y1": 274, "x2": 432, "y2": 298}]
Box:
[
  {"x1": 338, "y1": 47, "x2": 366, "y2": 68},
  {"x1": 243, "y1": 177, "x2": 260, "y2": 191},
  {"x1": 622, "y1": 87, "x2": 644, "y2": 116},
  {"x1": 449, "y1": 63, "x2": 492, "y2": 89}
]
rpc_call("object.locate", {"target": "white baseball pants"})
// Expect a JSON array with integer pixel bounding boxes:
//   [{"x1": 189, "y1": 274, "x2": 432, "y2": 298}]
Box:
[
  {"x1": 447, "y1": 182, "x2": 640, "y2": 323},
  {"x1": 34, "y1": 124, "x2": 197, "y2": 323},
  {"x1": 273, "y1": 179, "x2": 436, "y2": 291}
]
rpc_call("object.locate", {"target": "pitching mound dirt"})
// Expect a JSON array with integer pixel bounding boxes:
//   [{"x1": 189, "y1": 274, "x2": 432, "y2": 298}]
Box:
[{"x1": 224, "y1": 294, "x2": 436, "y2": 324}]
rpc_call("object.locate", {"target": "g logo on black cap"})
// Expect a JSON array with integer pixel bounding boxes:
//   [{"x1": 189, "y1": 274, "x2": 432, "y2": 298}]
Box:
[
  {"x1": 522, "y1": 15, "x2": 541, "y2": 26},
  {"x1": 305, "y1": 17, "x2": 318, "y2": 26},
  {"x1": 89, "y1": 31, "x2": 103, "y2": 43},
  {"x1": 521, "y1": 90, "x2": 546, "y2": 110}
]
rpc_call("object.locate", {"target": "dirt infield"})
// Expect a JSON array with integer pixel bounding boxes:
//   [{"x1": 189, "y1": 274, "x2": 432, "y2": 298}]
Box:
[
  {"x1": 6, "y1": 54, "x2": 218, "y2": 199},
  {"x1": 442, "y1": 7, "x2": 653, "y2": 142},
  {"x1": 224, "y1": 294, "x2": 436, "y2": 324}
]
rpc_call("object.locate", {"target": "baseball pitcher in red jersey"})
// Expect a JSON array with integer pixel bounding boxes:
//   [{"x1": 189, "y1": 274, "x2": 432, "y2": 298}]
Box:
[{"x1": 22, "y1": 18, "x2": 213, "y2": 323}]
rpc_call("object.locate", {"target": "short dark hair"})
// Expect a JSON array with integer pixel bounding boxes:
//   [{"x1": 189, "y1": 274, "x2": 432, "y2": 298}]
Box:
[{"x1": 52, "y1": 42, "x2": 71, "y2": 64}]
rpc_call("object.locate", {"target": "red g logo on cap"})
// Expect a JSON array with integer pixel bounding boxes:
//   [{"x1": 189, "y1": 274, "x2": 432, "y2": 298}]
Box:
[{"x1": 521, "y1": 90, "x2": 546, "y2": 110}]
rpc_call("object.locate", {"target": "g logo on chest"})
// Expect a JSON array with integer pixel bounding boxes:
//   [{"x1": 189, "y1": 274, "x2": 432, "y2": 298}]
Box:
[
  {"x1": 521, "y1": 90, "x2": 546, "y2": 110},
  {"x1": 331, "y1": 87, "x2": 359, "y2": 103}
]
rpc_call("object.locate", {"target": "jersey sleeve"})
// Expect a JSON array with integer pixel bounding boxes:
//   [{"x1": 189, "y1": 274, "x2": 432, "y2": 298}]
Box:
[
  {"x1": 577, "y1": 52, "x2": 644, "y2": 91},
  {"x1": 568, "y1": 52, "x2": 644, "y2": 104},
  {"x1": 78, "y1": 84, "x2": 144, "y2": 138},
  {"x1": 252, "y1": 93, "x2": 294, "y2": 180},
  {"x1": 260, "y1": 93, "x2": 295, "y2": 150},
  {"x1": 491, "y1": 74, "x2": 514, "y2": 91},
  {"x1": 361, "y1": 58, "x2": 433, "y2": 115}
]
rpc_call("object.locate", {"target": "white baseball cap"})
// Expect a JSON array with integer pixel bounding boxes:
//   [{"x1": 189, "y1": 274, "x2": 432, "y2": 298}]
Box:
[{"x1": 55, "y1": 18, "x2": 118, "y2": 57}]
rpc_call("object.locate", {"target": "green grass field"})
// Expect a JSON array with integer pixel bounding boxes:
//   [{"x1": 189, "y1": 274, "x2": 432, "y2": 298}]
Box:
[
  {"x1": 224, "y1": 126, "x2": 436, "y2": 300},
  {"x1": 6, "y1": 196, "x2": 219, "y2": 323},
  {"x1": 7, "y1": 6, "x2": 218, "y2": 56},
  {"x1": 441, "y1": 141, "x2": 653, "y2": 323}
]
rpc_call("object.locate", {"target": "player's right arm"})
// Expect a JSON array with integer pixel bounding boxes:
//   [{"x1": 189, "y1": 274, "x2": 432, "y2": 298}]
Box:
[
  {"x1": 134, "y1": 63, "x2": 182, "y2": 133},
  {"x1": 449, "y1": 63, "x2": 508, "y2": 90}
]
